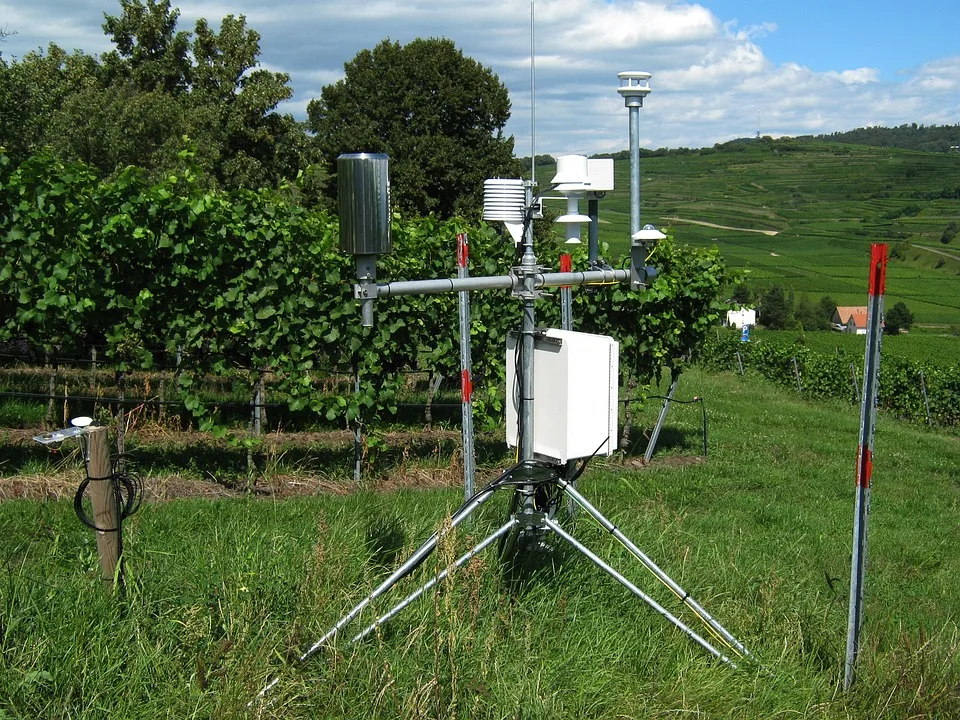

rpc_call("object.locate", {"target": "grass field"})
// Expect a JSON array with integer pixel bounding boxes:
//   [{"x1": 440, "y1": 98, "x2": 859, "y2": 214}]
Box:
[
  {"x1": 1, "y1": 367, "x2": 958, "y2": 718},
  {"x1": 536, "y1": 141, "x2": 960, "y2": 327}
]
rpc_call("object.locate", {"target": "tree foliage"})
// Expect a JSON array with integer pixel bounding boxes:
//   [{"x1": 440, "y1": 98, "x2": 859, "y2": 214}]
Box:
[
  {"x1": 885, "y1": 301, "x2": 915, "y2": 335},
  {"x1": 758, "y1": 285, "x2": 793, "y2": 330},
  {"x1": 0, "y1": 0, "x2": 303, "y2": 190},
  {"x1": 307, "y1": 38, "x2": 520, "y2": 218}
]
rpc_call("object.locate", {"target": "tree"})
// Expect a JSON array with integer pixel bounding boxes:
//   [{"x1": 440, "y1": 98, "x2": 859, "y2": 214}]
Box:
[
  {"x1": 0, "y1": 0, "x2": 304, "y2": 190},
  {"x1": 731, "y1": 281, "x2": 752, "y2": 306},
  {"x1": 794, "y1": 293, "x2": 824, "y2": 331},
  {"x1": 940, "y1": 220, "x2": 958, "y2": 244},
  {"x1": 885, "y1": 301, "x2": 914, "y2": 334},
  {"x1": 758, "y1": 285, "x2": 793, "y2": 329},
  {"x1": 817, "y1": 295, "x2": 837, "y2": 328},
  {"x1": 307, "y1": 38, "x2": 521, "y2": 218}
]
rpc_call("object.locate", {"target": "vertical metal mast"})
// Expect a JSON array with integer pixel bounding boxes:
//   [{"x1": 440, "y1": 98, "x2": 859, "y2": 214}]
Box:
[
  {"x1": 617, "y1": 72, "x2": 652, "y2": 237},
  {"x1": 530, "y1": 0, "x2": 536, "y2": 184}
]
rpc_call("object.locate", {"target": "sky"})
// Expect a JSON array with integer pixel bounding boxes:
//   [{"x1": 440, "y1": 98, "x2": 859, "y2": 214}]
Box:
[{"x1": 2, "y1": 0, "x2": 958, "y2": 157}]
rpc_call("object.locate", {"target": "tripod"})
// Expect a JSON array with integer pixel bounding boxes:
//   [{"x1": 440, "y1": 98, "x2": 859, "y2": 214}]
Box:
[
  {"x1": 253, "y1": 457, "x2": 754, "y2": 703},
  {"x1": 253, "y1": 155, "x2": 754, "y2": 705}
]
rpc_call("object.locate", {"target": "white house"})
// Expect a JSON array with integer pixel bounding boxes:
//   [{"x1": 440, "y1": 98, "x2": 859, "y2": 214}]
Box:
[{"x1": 726, "y1": 308, "x2": 756, "y2": 329}]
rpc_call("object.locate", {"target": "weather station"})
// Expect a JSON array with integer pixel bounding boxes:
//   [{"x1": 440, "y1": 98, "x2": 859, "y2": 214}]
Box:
[{"x1": 252, "y1": 68, "x2": 755, "y2": 707}]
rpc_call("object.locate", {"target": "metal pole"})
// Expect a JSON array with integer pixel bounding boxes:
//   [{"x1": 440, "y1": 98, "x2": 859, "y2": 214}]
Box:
[
  {"x1": 736, "y1": 351, "x2": 744, "y2": 375},
  {"x1": 560, "y1": 253, "x2": 573, "y2": 331},
  {"x1": 629, "y1": 105, "x2": 641, "y2": 236},
  {"x1": 349, "y1": 518, "x2": 517, "y2": 644},
  {"x1": 457, "y1": 232, "x2": 476, "y2": 500},
  {"x1": 919, "y1": 369, "x2": 931, "y2": 425},
  {"x1": 587, "y1": 197, "x2": 600, "y2": 266},
  {"x1": 513, "y1": 182, "x2": 539, "y2": 467},
  {"x1": 792, "y1": 356, "x2": 802, "y2": 393},
  {"x1": 845, "y1": 243, "x2": 887, "y2": 692},
  {"x1": 644, "y1": 373, "x2": 680, "y2": 463},
  {"x1": 353, "y1": 371, "x2": 362, "y2": 483},
  {"x1": 370, "y1": 268, "x2": 630, "y2": 298},
  {"x1": 558, "y1": 477, "x2": 755, "y2": 662}
]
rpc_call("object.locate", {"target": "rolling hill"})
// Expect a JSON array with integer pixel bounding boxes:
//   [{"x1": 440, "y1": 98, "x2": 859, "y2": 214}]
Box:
[{"x1": 534, "y1": 139, "x2": 960, "y2": 328}]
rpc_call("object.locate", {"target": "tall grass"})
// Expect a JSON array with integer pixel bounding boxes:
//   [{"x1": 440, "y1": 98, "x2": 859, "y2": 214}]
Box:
[{"x1": 1, "y1": 368, "x2": 958, "y2": 718}]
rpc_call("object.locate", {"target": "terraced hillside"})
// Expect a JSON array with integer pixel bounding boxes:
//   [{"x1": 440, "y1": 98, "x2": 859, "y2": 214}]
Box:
[{"x1": 536, "y1": 140, "x2": 960, "y2": 327}]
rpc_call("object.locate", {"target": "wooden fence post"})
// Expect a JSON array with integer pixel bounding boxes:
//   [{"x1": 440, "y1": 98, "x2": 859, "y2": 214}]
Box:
[{"x1": 85, "y1": 426, "x2": 122, "y2": 593}]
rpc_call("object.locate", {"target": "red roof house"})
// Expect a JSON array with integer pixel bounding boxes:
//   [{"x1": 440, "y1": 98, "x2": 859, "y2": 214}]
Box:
[{"x1": 832, "y1": 306, "x2": 869, "y2": 335}]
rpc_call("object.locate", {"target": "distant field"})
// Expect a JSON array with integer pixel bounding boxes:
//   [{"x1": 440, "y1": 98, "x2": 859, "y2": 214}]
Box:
[{"x1": 535, "y1": 141, "x2": 960, "y2": 326}]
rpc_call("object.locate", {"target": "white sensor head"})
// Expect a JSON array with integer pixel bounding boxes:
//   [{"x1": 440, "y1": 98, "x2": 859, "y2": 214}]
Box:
[
  {"x1": 71, "y1": 416, "x2": 93, "y2": 428},
  {"x1": 632, "y1": 224, "x2": 666, "y2": 242},
  {"x1": 617, "y1": 71, "x2": 652, "y2": 107},
  {"x1": 482, "y1": 178, "x2": 526, "y2": 244},
  {"x1": 551, "y1": 155, "x2": 591, "y2": 193}
]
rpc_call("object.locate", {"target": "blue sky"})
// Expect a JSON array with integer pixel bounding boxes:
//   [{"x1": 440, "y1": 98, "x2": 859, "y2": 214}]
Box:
[{"x1": 2, "y1": 0, "x2": 958, "y2": 156}]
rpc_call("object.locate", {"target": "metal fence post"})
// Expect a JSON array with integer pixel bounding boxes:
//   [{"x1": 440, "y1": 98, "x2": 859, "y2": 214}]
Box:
[
  {"x1": 560, "y1": 253, "x2": 573, "y2": 331},
  {"x1": 845, "y1": 243, "x2": 887, "y2": 691},
  {"x1": 919, "y1": 369, "x2": 932, "y2": 426},
  {"x1": 457, "y1": 233, "x2": 476, "y2": 501}
]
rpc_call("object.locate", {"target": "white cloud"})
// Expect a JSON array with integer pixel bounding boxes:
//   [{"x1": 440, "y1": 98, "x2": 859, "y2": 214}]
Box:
[
  {"x1": 824, "y1": 68, "x2": 880, "y2": 85},
  {"x1": 0, "y1": 0, "x2": 956, "y2": 154}
]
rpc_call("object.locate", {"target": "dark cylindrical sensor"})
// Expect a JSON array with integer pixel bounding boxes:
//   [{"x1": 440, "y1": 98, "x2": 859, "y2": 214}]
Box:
[{"x1": 338, "y1": 153, "x2": 391, "y2": 255}]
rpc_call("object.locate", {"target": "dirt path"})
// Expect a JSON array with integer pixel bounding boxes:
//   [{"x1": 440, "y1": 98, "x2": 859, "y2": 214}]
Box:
[
  {"x1": 914, "y1": 244, "x2": 960, "y2": 262},
  {"x1": 666, "y1": 217, "x2": 779, "y2": 236}
]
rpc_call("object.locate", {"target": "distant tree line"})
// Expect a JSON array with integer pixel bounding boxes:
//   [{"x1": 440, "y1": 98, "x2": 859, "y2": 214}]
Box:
[
  {"x1": 798, "y1": 123, "x2": 960, "y2": 154},
  {"x1": 0, "y1": 1, "x2": 517, "y2": 218},
  {"x1": 731, "y1": 282, "x2": 913, "y2": 334}
]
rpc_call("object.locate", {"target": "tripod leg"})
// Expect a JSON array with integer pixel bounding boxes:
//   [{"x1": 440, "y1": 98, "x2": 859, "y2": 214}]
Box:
[
  {"x1": 251, "y1": 481, "x2": 502, "y2": 707},
  {"x1": 349, "y1": 517, "x2": 518, "y2": 644},
  {"x1": 543, "y1": 517, "x2": 736, "y2": 668},
  {"x1": 298, "y1": 483, "x2": 500, "y2": 663},
  {"x1": 557, "y1": 479, "x2": 754, "y2": 662}
]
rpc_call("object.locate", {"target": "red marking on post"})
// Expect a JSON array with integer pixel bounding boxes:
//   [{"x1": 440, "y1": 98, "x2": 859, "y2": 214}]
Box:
[
  {"x1": 868, "y1": 244, "x2": 888, "y2": 297},
  {"x1": 461, "y1": 369, "x2": 472, "y2": 403},
  {"x1": 855, "y1": 446, "x2": 872, "y2": 489},
  {"x1": 560, "y1": 253, "x2": 572, "y2": 289},
  {"x1": 457, "y1": 233, "x2": 468, "y2": 269}
]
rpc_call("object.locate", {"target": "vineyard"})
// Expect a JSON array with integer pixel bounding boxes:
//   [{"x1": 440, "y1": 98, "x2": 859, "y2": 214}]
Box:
[
  {"x1": 0, "y1": 150, "x2": 734, "y2": 447},
  {"x1": 698, "y1": 331, "x2": 960, "y2": 427}
]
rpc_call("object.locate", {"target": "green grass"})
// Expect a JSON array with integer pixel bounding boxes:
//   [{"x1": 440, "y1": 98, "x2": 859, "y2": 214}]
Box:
[
  {"x1": 1, "y1": 368, "x2": 958, "y2": 718},
  {"x1": 536, "y1": 141, "x2": 960, "y2": 327}
]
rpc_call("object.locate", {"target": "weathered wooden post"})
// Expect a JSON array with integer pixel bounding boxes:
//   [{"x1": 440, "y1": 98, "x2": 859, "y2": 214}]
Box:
[{"x1": 85, "y1": 425, "x2": 122, "y2": 593}]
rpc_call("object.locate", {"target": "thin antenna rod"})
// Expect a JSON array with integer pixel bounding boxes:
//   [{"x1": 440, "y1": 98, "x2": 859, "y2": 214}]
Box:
[{"x1": 530, "y1": 0, "x2": 536, "y2": 183}]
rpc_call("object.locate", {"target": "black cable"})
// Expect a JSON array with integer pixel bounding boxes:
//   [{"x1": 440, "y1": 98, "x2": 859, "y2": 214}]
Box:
[
  {"x1": 621, "y1": 394, "x2": 708, "y2": 458},
  {"x1": 73, "y1": 454, "x2": 144, "y2": 533}
]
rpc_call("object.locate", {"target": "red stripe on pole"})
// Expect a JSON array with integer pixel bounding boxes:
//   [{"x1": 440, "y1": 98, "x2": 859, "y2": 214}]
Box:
[
  {"x1": 457, "y1": 233, "x2": 468, "y2": 269},
  {"x1": 855, "y1": 446, "x2": 872, "y2": 489},
  {"x1": 560, "y1": 253, "x2": 572, "y2": 289},
  {"x1": 868, "y1": 244, "x2": 888, "y2": 297},
  {"x1": 461, "y1": 369, "x2": 472, "y2": 403}
]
